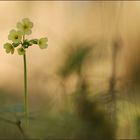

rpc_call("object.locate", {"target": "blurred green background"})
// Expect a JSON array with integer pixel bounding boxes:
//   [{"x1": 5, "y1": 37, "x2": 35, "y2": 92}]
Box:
[{"x1": 0, "y1": 1, "x2": 140, "y2": 139}]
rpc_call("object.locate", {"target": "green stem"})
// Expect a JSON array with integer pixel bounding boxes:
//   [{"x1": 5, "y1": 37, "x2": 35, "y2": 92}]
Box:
[
  {"x1": 23, "y1": 51, "x2": 28, "y2": 125},
  {"x1": 22, "y1": 35, "x2": 28, "y2": 125}
]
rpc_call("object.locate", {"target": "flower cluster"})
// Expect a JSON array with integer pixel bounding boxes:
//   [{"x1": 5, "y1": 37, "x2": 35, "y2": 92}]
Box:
[{"x1": 4, "y1": 18, "x2": 48, "y2": 55}]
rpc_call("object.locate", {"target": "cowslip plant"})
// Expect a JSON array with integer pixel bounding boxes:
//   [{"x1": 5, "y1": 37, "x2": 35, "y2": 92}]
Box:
[{"x1": 3, "y1": 18, "x2": 48, "y2": 124}]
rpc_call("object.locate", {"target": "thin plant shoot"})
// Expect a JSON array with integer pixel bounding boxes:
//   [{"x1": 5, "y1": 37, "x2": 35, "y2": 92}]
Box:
[{"x1": 3, "y1": 18, "x2": 48, "y2": 124}]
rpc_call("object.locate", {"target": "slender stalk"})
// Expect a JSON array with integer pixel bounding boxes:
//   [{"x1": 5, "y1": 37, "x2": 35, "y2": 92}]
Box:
[
  {"x1": 23, "y1": 52, "x2": 28, "y2": 125},
  {"x1": 23, "y1": 35, "x2": 28, "y2": 125}
]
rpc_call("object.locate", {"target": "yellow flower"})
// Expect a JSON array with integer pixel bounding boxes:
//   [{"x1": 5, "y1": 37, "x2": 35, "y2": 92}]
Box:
[
  {"x1": 17, "y1": 47, "x2": 25, "y2": 55},
  {"x1": 38, "y1": 38, "x2": 48, "y2": 49},
  {"x1": 8, "y1": 29, "x2": 22, "y2": 43},
  {"x1": 4, "y1": 43, "x2": 14, "y2": 54},
  {"x1": 17, "y1": 18, "x2": 33, "y2": 35}
]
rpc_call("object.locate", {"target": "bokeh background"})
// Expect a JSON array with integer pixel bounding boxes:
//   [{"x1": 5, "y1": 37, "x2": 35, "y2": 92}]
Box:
[{"x1": 1, "y1": 1, "x2": 140, "y2": 139}]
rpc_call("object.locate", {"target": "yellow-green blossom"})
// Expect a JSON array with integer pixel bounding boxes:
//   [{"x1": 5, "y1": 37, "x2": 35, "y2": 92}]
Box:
[
  {"x1": 17, "y1": 47, "x2": 25, "y2": 55},
  {"x1": 4, "y1": 43, "x2": 14, "y2": 54},
  {"x1": 17, "y1": 18, "x2": 33, "y2": 35},
  {"x1": 38, "y1": 38, "x2": 48, "y2": 49},
  {"x1": 8, "y1": 29, "x2": 22, "y2": 43},
  {"x1": 4, "y1": 18, "x2": 48, "y2": 56}
]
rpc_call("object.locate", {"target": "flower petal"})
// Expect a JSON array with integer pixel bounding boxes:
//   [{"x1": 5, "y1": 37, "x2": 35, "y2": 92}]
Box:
[
  {"x1": 39, "y1": 44, "x2": 48, "y2": 49},
  {"x1": 26, "y1": 29, "x2": 32, "y2": 35},
  {"x1": 16, "y1": 22, "x2": 22, "y2": 29}
]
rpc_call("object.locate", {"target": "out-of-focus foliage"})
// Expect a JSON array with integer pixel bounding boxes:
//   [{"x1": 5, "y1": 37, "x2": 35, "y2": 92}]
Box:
[
  {"x1": 72, "y1": 79, "x2": 115, "y2": 140},
  {"x1": 135, "y1": 115, "x2": 140, "y2": 138},
  {"x1": 59, "y1": 43, "x2": 93, "y2": 77},
  {"x1": 57, "y1": 41, "x2": 115, "y2": 139},
  {"x1": 0, "y1": 89, "x2": 115, "y2": 139},
  {"x1": 126, "y1": 60, "x2": 140, "y2": 89}
]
